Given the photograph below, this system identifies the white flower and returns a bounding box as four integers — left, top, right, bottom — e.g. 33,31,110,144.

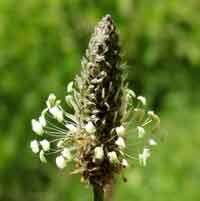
56,155,66,169
148,111,160,125
30,140,39,154
39,115,46,127
115,137,126,149
94,146,104,160
39,150,47,163
137,96,146,106
49,105,60,117
31,119,44,135
46,93,56,108
139,148,150,166
107,151,119,163
55,110,64,122
85,121,96,134
40,139,50,152
137,126,145,138
121,159,129,167
57,140,64,148
149,139,157,146
61,148,72,160
67,81,74,93
65,124,77,132
49,106,64,122
116,126,125,136
65,95,73,107
147,110,155,116
127,89,136,98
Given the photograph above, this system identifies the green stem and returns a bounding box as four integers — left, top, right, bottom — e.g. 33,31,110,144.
93,185,104,201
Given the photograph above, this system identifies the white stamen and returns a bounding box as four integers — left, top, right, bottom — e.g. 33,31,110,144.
127,89,136,98
65,124,77,132
30,140,39,154
61,148,72,160
39,150,47,163
116,126,125,136
67,81,74,93
49,106,64,122
149,139,157,146
65,95,73,107
121,159,129,167
56,155,66,169
115,137,126,149
56,110,64,122
57,140,64,148
39,115,46,127
46,93,56,108
94,146,104,160
137,126,145,138
148,111,160,125
139,148,150,166
31,119,44,135
137,96,146,106
108,151,119,163
40,139,50,152
147,110,155,116
85,121,96,134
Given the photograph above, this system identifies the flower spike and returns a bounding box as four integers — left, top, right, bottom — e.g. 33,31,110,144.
29,14,160,199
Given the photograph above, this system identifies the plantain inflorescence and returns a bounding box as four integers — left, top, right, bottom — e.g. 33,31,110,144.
30,14,160,194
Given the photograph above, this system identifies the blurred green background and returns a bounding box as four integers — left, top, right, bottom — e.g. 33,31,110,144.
0,0,200,201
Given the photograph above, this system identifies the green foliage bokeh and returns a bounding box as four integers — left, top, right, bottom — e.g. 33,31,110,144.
0,0,200,201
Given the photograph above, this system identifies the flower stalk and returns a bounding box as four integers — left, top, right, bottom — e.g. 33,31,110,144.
93,184,104,201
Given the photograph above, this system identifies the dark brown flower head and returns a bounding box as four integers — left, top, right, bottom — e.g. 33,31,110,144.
87,14,120,66
77,14,123,138
73,14,125,187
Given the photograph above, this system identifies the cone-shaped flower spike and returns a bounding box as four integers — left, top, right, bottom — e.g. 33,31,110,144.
30,14,160,201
